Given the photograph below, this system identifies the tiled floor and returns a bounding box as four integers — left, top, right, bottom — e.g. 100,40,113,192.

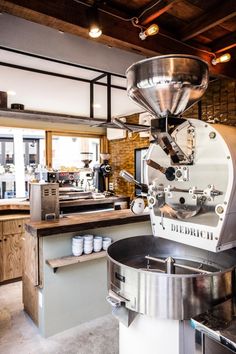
0,281,119,354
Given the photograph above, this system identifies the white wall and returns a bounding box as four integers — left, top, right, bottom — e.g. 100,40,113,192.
40,221,152,337
0,13,145,75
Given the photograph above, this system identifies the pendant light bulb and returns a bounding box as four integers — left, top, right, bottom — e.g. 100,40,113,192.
139,23,159,40
145,23,159,36
212,53,231,65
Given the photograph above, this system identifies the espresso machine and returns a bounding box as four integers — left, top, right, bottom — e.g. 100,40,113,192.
58,169,93,199
93,153,112,193
107,55,236,354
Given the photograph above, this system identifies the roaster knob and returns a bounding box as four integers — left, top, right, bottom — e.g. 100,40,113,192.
165,167,176,181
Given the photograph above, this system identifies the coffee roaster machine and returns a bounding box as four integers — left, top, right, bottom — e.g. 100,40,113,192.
107,55,236,354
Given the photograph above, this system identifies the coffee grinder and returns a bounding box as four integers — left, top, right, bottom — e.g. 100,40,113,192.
93,153,112,193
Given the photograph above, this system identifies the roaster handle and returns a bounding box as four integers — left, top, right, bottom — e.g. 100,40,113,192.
106,296,122,308
119,170,148,194
106,290,129,308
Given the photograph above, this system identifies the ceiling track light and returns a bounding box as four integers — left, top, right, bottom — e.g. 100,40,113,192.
88,6,102,38
131,17,159,41
212,53,231,65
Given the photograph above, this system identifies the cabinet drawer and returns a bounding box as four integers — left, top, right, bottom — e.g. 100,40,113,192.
3,219,24,235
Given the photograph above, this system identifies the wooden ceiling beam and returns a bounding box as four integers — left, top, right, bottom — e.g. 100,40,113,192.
0,0,235,79
140,0,181,25
180,0,236,41
95,1,135,21
211,31,236,53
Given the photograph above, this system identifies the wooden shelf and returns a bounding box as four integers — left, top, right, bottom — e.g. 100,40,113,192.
46,251,107,273
0,109,149,131
0,108,105,126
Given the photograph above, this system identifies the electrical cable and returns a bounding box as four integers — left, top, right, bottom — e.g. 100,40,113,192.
72,0,162,22
72,0,216,59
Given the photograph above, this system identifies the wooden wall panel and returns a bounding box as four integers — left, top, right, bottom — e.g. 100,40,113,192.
22,230,39,325
2,234,22,280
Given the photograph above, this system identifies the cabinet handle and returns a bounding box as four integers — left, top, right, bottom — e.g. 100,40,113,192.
4,238,7,241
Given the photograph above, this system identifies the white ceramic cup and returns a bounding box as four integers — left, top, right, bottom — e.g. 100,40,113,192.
83,235,94,241
83,235,94,254
72,249,83,256
72,245,83,256
84,239,93,243
102,237,112,251
84,247,93,254
93,236,103,252
72,236,84,243
72,236,83,256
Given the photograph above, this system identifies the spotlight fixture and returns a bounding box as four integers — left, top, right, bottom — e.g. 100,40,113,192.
212,53,231,65
88,6,102,38
131,18,159,41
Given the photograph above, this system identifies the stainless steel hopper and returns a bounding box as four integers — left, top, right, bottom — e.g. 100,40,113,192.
126,54,209,118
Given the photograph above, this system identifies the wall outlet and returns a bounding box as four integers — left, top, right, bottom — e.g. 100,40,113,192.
128,132,132,138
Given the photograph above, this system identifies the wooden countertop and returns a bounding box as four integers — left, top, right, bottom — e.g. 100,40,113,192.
0,199,29,211
0,196,129,211
25,209,150,237
0,213,30,221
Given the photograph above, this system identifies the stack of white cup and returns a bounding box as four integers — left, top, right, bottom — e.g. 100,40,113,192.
83,235,94,254
93,236,103,252
72,236,83,256
102,237,112,250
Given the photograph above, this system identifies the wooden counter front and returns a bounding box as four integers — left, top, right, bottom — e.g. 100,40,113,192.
25,209,150,237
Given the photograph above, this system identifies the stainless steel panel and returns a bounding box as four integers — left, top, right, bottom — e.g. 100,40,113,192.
30,183,59,221
126,54,208,118
107,236,236,320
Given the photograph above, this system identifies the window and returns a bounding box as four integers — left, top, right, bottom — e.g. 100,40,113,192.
0,127,45,198
52,135,100,170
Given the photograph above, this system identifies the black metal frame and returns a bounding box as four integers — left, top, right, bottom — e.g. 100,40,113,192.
134,147,149,196
0,46,127,122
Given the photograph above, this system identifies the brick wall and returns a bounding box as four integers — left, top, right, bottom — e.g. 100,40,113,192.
109,79,236,197
108,114,149,197
184,79,236,123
